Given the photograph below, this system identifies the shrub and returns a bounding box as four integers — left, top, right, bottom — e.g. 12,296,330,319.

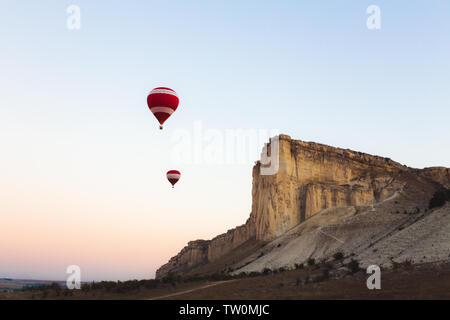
392,259,413,270
403,259,413,268
262,268,272,275
248,272,261,277
347,259,360,274
307,258,315,266
333,252,344,261
429,188,450,209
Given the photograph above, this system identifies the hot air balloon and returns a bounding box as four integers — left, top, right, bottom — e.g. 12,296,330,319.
147,87,179,129
166,170,181,188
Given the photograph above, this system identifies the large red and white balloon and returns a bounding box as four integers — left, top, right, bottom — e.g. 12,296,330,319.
147,87,179,129
166,170,181,188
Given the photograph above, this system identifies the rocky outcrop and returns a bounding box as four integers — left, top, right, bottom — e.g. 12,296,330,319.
249,135,407,241
155,135,449,278
207,217,256,262
155,220,256,279
419,167,450,188
155,240,209,277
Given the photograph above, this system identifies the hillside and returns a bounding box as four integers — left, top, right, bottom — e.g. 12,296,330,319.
156,135,450,278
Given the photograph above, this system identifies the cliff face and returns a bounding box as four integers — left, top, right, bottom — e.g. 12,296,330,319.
156,220,256,278
155,240,209,277
155,135,448,278
249,135,407,241
419,167,450,188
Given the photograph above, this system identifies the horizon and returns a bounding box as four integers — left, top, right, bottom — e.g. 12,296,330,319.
1,1,449,282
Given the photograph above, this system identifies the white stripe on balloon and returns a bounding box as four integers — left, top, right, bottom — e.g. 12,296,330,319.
150,106,175,114
150,89,178,97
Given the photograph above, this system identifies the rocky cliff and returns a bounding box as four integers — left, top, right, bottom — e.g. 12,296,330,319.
155,135,449,278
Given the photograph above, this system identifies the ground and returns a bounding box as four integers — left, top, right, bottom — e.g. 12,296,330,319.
162,262,450,300
1,261,450,300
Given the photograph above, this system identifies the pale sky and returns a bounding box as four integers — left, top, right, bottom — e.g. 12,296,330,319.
0,1,449,281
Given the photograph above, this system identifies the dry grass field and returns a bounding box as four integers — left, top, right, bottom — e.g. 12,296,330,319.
164,262,450,300
1,261,449,300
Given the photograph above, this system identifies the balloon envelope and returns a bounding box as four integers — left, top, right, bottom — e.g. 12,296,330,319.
147,87,179,129
166,170,181,187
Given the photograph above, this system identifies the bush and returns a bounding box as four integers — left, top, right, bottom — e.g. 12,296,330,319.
392,259,413,270
248,272,261,277
347,259,360,274
262,268,272,275
294,263,304,270
307,258,315,266
403,259,412,268
333,252,344,261
429,188,450,209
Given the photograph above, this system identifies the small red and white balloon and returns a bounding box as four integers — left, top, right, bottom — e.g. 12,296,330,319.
147,87,179,129
166,170,181,188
